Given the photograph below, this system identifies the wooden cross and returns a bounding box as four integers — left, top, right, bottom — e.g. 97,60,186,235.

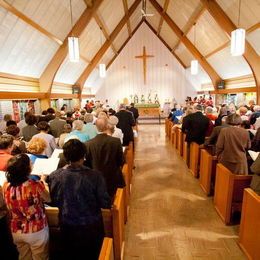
135,46,154,85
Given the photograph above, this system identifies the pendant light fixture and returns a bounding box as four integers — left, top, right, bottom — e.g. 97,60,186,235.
231,0,245,56
68,0,79,62
99,27,106,78
191,23,198,75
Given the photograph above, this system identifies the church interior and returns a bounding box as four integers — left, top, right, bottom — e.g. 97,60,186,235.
0,0,259,259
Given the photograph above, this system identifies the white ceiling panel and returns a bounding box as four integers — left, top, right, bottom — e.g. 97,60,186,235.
97,0,125,34
5,0,86,41
145,1,161,30
174,43,194,67
113,25,129,51
160,22,179,49
167,0,202,31
0,8,59,77
129,2,142,31
54,55,87,84
186,10,229,56
185,67,212,91
80,18,106,61
207,46,252,79
246,28,260,55
216,0,260,30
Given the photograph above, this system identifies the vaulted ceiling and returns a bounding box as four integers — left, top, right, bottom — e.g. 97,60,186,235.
0,0,259,95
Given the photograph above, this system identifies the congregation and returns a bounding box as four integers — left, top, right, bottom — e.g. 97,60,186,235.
0,102,137,260
0,96,259,259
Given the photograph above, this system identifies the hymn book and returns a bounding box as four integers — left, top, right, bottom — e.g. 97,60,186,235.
31,158,60,176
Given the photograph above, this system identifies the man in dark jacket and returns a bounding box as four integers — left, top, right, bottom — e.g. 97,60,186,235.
84,117,125,197
115,104,135,146
182,104,209,145
128,103,139,123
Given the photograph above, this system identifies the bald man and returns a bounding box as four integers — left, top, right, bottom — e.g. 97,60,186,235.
84,118,125,197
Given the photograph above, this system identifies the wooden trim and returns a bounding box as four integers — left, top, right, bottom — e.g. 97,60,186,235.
209,87,256,95
200,0,260,104
81,94,96,98
0,0,63,45
150,0,221,89
224,74,254,84
39,0,104,94
122,0,132,36
94,14,118,54
50,93,79,99
145,20,186,68
157,0,170,35
52,82,72,87
204,41,229,59
107,20,143,69
172,5,205,52
247,22,260,34
75,0,142,89
0,72,38,83
0,92,46,99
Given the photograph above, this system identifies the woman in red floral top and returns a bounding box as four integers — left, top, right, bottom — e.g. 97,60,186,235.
3,154,50,260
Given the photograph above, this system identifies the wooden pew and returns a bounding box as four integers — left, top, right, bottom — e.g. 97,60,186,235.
214,164,252,225
170,126,177,147
176,128,183,156
182,133,189,166
199,149,218,196
238,188,260,260
165,118,169,136
167,120,174,139
122,163,130,223
125,141,134,183
189,142,200,178
46,188,125,260
102,188,125,260
99,238,114,260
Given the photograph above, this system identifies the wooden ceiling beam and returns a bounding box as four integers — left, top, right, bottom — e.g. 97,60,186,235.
150,0,221,89
122,0,132,36
75,0,142,89
94,14,118,55
157,0,170,36
83,0,94,7
107,20,143,69
145,20,186,68
0,0,63,45
200,0,260,103
39,0,104,94
172,5,205,52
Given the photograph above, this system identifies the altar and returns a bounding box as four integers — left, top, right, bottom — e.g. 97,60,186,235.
135,103,160,117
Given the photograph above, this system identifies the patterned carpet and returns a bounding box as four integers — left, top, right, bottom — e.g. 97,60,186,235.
124,124,245,260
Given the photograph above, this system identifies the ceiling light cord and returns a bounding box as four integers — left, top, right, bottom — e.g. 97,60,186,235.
69,0,73,35
238,0,241,27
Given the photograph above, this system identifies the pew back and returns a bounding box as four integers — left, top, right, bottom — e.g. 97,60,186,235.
122,163,130,223
214,164,252,224
99,237,114,260
199,149,217,196
189,142,200,178
182,134,189,166
176,128,183,156
238,188,260,260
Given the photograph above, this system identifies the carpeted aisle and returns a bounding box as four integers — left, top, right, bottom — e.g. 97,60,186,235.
124,124,245,260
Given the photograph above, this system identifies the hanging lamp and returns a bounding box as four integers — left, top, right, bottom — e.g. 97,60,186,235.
99,27,106,78
231,0,245,56
68,0,79,62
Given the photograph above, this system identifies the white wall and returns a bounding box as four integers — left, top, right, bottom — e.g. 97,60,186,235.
94,23,196,108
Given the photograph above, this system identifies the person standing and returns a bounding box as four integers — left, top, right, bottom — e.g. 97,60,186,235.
115,104,135,146
85,117,125,197
47,139,111,259
3,154,50,260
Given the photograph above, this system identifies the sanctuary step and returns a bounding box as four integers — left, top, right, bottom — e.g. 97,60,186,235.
137,115,166,125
